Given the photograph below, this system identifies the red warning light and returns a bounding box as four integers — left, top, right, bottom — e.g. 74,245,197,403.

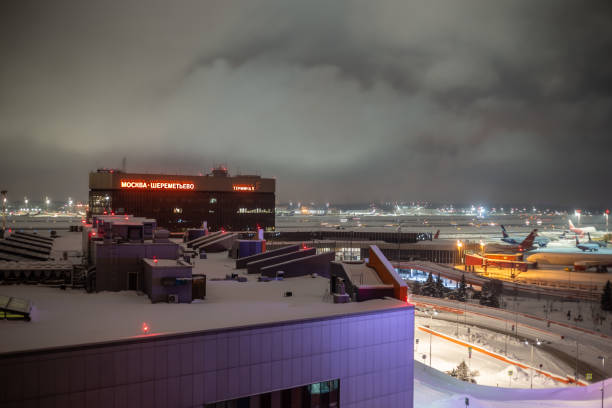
221,227,226,233
142,322,150,334
153,256,158,264
111,212,115,216
103,211,107,215
607,209,610,215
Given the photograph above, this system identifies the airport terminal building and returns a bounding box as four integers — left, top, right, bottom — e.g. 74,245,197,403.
88,168,275,231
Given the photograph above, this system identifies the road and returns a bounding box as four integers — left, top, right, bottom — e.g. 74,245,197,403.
401,261,601,300
412,295,612,382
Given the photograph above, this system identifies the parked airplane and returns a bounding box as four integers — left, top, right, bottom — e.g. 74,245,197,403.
568,220,597,237
500,225,549,247
576,236,599,252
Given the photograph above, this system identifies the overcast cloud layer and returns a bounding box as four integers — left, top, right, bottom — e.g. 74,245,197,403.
1,0,612,207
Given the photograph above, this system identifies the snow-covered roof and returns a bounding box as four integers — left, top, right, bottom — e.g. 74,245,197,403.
0,251,411,355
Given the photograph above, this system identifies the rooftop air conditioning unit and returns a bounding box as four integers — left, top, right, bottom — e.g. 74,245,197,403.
168,294,179,303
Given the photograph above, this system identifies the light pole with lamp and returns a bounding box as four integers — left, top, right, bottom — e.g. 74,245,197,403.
525,339,542,389
574,333,583,386
457,240,463,267
605,210,609,233
598,356,606,408
1,190,6,239
428,309,438,367
397,222,401,271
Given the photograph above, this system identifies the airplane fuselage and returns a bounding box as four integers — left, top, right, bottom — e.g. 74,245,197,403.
525,247,612,266
502,236,548,247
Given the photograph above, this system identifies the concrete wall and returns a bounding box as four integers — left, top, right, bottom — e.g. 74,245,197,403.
260,252,336,278
367,245,408,301
236,244,300,269
0,307,414,408
142,261,192,303
246,248,316,274
329,262,394,302
95,242,179,292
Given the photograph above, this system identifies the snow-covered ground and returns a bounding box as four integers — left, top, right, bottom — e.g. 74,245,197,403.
415,315,575,388
414,360,612,408
499,294,612,336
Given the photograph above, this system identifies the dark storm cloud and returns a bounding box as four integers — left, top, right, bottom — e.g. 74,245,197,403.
1,0,612,206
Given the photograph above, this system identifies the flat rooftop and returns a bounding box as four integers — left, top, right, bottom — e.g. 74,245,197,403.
1,245,410,355
143,258,189,268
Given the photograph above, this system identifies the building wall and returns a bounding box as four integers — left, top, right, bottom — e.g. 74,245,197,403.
95,242,179,292
142,262,193,303
0,308,414,408
89,172,276,232
260,252,336,278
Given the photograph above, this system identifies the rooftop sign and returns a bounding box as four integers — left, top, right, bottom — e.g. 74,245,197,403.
233,184,256,192
120,180,195,190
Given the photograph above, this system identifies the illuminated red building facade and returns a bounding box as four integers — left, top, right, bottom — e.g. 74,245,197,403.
88,168,275,231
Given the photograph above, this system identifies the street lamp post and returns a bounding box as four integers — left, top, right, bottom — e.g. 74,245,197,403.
464,292,468,333
598,356,606,408
575,334,582,386
397,223,401,270
429,309,437,367
1,190,7,238
455,310,459,337
525,339,541,389
505,318,508,356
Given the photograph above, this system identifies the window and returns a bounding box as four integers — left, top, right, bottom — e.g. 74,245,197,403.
205,379,339,408
173,207,182,214
210,198,217,204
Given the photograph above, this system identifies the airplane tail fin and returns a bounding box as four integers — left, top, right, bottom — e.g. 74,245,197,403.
519,229,537,250
500,225,509,238
434,230,440,239
569,220,575,229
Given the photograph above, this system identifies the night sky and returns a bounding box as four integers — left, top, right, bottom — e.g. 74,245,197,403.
1,1,612,207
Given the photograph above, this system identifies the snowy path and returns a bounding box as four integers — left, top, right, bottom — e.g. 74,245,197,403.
414,361,612,408
416,325,584,387
413,295,612,382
